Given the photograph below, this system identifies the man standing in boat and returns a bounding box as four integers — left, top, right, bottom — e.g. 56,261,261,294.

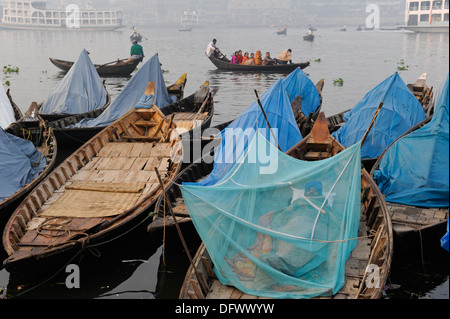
130,40,144,61
206,39,221,58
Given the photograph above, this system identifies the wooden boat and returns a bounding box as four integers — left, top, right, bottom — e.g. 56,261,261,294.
303,34,315,41
49,57,143,77
179,25,192,31
46,74,188,147
2,88,188,278
207,55,310,73
130,33,143,43
5,89,24,123
38,83,112,124
179,113,393,299
1,102,57,216
292,78,325,137
327,74,434,134
277,27,287,35
370,116,448,252
407,73,434,117
147,120,232,233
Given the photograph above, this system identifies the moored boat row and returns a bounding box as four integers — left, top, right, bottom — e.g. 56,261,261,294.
0,51,447,300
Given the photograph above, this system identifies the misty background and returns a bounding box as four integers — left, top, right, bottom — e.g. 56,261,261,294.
0,0,406,27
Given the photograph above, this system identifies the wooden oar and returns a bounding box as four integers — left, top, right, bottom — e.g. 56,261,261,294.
96,58,128,69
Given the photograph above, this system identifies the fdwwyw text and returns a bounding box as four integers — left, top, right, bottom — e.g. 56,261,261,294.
175,303,275,316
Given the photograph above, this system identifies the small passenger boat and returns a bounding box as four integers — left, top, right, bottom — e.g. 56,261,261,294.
303,34,315,41
207,55,309,73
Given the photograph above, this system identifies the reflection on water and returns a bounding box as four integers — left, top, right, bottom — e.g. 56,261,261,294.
0,26,448,300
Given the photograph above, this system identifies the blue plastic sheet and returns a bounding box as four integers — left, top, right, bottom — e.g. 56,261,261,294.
74,54,172,128
0,127,47,202
0,85,16,129
442,220,449,252
181,132,362,299
40,49,107,115
190,78,302,186
373,74,449,208
283,68,321,117
332,73,426,159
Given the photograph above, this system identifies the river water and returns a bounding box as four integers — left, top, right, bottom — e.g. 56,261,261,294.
0,25,448,300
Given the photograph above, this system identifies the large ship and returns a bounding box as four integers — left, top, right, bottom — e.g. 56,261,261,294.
0,0,123,31
180,10,199,26
402,0,449,32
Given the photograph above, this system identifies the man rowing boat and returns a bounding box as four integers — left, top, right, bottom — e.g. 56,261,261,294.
206,39,221,58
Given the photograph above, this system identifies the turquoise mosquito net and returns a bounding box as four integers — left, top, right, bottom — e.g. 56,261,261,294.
180,131,362,299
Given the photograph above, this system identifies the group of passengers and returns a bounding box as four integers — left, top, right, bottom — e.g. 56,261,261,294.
230,49,293,66
206,39,293,66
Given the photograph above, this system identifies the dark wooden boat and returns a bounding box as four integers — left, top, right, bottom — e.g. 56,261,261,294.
130,33,143,43
147,159,214,233
5,89,24,123
292,78,325,137
179,113,393,300
46,74,188,147
178,25,192,31
159,81,215,135
147,120,232,233
1,102,57,216
38,83,112,124
370,116,448,253
407,73,434,117
49,57,143,77
277,27,287,35
2,100,187,278
303,34,315,41
207,55,310,73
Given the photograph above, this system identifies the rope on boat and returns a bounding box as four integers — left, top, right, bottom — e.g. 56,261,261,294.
10,211,155,298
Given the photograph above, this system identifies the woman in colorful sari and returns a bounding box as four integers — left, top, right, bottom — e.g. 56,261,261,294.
230,51,239,64
242,52,254,65
242,52,250,62
254,50,262,65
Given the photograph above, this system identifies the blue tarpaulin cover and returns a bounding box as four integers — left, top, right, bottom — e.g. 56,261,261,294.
0,127,47,202
283,68,321,117
190,78,302,186
180,132,362,299
74,54,172,128
332,73,427,159
0,85,16,129
442,220,449,252
40,49,107,115
373,74,449,208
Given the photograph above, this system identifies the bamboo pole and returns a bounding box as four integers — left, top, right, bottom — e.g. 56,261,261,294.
154,167,209,295
361,102,383,147
254,89,282,151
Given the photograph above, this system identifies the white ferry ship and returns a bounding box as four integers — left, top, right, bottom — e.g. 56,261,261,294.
180,10,199,26
403,0,449,32
0,0,123,31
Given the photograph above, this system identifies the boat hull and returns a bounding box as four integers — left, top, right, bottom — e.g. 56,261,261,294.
2,106,183,279
49,58,141,77
208,56,309,73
